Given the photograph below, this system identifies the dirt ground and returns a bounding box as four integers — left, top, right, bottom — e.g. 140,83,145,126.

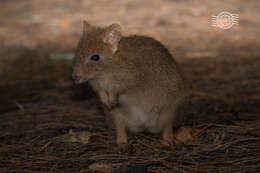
0,0,260,173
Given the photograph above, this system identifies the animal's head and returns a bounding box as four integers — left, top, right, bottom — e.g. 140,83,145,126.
72,21,122,84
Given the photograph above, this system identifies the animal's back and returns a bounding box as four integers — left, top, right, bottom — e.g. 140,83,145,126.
116,35,187,93
117,35,177,64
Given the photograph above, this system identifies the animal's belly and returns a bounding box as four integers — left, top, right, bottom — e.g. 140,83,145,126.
122,103,160,133
128,106,149,128
119,93,162,133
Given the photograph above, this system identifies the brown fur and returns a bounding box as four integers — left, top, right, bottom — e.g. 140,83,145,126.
72,21,189,147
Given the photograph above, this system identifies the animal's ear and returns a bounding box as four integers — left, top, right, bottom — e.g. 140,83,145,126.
103,24,122,53
83,20,91,34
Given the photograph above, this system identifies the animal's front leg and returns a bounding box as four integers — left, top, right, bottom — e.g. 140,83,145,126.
107,92,118,108
98,90,109,105
98,91,118,109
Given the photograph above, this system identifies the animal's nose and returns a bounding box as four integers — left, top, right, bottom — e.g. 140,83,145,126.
71,73,77,80
71,73,81,84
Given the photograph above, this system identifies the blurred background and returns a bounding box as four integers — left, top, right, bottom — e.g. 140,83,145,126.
1,0,260,106
0,1,260,172
1,0,259,56
0,0,260,100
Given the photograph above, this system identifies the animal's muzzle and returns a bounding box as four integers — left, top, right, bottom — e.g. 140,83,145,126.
71,71,83,84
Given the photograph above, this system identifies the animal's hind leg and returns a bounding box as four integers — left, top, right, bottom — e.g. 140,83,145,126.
158,106,177,145
162,122,174,144
111,108,128,148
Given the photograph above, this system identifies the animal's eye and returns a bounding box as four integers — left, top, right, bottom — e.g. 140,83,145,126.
90,54,100,61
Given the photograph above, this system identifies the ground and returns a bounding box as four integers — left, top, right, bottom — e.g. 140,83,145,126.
0,0,260,173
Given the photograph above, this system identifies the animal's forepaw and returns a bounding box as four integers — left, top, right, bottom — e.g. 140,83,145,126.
105,99,118,109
